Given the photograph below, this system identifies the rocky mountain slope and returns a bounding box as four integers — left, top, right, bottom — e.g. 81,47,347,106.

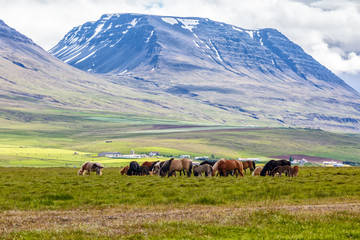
49,14,360,130
1,19,245,124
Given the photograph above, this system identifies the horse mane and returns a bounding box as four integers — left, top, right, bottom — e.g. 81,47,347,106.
212,159,224,175
149,161,159,171
160,158,174,173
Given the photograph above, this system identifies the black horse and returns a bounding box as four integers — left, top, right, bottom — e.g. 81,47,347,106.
200,161,217,166
260,159,291,176
127,161,140,175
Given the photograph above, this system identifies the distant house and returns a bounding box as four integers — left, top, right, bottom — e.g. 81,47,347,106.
98,152,122,158
121,154,147,159
179,155,191,159
149,151,160,157
106,141,112,143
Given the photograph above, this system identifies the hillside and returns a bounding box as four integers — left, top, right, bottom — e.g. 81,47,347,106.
49,13,360,131
0,19,251,125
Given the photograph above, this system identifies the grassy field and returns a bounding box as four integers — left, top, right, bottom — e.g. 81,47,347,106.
1,125,360,167
1,108,360,167
1,167,360,239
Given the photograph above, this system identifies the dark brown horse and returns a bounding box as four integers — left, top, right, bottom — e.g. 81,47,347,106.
260,159,291,176
271,165,292,177
212,159,244,177
241,160,256,174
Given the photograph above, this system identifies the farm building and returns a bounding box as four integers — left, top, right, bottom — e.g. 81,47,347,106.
98,152,122,158
149,151,160,157
179,155,191,159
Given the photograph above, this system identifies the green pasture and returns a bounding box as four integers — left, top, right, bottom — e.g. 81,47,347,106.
1,167,359,211
1,107,360,167
1,167,360,239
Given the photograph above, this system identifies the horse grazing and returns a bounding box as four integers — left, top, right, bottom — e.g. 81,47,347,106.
160,158,193,177
78,162,104,175
141,161,159,171
291,166,299,177
212,159,244,177
138,166,150,175
193,164,213,177
260,159,291,176
127,161,140,176
271,165,292,177
120,166,129,175
241,161,256,174
252,166,263,176
153,161,165,175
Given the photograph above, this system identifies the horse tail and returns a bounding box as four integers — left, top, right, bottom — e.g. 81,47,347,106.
253,161,256,170
187,160,193,177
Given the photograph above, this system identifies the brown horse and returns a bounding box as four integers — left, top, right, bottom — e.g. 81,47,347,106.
212,159,244,177
252,166,263,176
141,161,159,171
271,165,292,177
291,166,299,177
120,166,129,175
241,160,256,174
78,162,104,175
160,158,193,177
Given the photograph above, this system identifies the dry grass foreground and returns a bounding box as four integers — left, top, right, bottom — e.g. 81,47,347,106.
2,203,360,239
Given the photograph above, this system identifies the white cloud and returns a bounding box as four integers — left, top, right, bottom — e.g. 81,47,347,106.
0,0,359,87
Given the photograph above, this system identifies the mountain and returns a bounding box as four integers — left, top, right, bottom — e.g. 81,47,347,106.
1,19,253,125
49,13,360,131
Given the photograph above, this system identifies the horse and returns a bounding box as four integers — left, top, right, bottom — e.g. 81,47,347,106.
271,165,292,177
193,164,213,177
127,161,140,176
252,166,263,176
138,166,150,175
260,159,291,176
78,162,104,175
241,161,256,174
141,161,159,171
212,159,244,177
200,161,217,166
120,166,129,175
160,158,193,177
291,166,299,177
153,161,165,175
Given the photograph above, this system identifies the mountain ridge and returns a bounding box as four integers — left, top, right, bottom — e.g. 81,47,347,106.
50,13,356,95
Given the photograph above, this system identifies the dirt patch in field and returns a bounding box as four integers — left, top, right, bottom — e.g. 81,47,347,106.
1,203,360,236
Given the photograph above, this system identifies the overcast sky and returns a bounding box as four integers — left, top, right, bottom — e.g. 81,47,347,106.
0,0,359,91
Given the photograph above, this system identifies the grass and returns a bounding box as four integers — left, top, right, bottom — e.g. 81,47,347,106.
2,108,360,168
1,167,360,239
1,167,360,211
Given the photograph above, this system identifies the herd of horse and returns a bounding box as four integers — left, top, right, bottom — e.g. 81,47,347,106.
78,158,299,177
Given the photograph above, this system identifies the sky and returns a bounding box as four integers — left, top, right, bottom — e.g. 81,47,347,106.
0,0,359,91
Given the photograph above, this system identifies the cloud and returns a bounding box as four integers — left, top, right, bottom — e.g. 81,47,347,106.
0,0,359,85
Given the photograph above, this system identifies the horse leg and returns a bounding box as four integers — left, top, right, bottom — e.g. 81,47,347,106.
221,169,227,177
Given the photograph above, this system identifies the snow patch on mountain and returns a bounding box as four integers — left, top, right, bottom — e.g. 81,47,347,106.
177,18,199,32
162,17,178,25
